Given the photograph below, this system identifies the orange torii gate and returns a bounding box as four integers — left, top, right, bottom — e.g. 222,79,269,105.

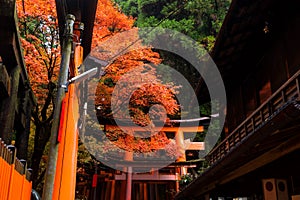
42,13,207,200
51,34,83,200
99,124,205,200
43,14,87,200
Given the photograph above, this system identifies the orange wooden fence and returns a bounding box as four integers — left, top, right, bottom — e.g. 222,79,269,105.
0,138,32,200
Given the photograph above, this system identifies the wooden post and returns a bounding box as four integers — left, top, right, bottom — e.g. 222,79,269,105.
126,166,132,200
124,129,133,200
175,130,186,162
105,181,111,199
52,23,83,199
155,184,159,199
120,179,127,200
42,14,75,200
143,183,148,200
175,172,180,192
0,65,20,144
110,180,115,200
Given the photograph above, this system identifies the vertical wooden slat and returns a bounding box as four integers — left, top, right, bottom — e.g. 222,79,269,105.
3,159,11,200
143,182,148,200
110,180,115,200
105,181,111,199
22,178,32,200
0,140,32,200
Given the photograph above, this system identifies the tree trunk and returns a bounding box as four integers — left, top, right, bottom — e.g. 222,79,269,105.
16,90,33,159
31,121,52,190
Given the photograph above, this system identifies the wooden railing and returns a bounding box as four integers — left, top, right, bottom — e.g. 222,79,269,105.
206,69,300,165
0,138,32,200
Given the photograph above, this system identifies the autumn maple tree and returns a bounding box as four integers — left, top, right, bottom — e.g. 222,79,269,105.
91,28,181,154
16,0,182,192
16,0,60,190
93,46,180,153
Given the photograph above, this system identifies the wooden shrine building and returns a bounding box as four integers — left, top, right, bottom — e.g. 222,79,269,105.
175,0,300,199
0,0,35,159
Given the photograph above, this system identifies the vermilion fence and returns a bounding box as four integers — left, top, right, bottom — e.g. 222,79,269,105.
0,138,32,200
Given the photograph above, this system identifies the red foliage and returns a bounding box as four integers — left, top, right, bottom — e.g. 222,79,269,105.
17,0,57,19
91,7,180,154
105,126,170,153
16,0,60,107
16,0,180,157
92,0,134,48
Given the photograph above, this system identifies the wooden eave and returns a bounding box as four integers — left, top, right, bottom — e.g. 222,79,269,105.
211,0,272,70
55,0,98,58
197,0,275,102
206,0,300,93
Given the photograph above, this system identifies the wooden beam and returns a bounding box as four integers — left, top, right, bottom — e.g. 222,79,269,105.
189,134,300,197
175,129,300,199
105,125,204,133
115,162,197,168
219,133,300,185
115,173,180,181
185,142,205,150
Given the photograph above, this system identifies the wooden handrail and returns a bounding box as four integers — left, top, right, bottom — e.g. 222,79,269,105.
206,68,300,165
